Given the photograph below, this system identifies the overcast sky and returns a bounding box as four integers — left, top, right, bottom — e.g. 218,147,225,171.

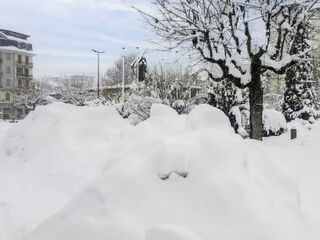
1,0,167,78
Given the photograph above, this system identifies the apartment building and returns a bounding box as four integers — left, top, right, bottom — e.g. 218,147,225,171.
0,29,34,119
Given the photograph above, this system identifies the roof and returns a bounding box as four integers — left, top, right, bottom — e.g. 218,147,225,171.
0,29,30,40
0,46,35,55
0,29,33,52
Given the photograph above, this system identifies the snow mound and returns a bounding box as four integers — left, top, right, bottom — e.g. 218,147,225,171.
1,103,320,240
0,103,131,238
263,109,287,136
23,103,311,240
186,104,233,133
145,225,203,240
150,103,179,119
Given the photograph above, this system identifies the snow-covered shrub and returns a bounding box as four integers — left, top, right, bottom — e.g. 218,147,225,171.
119,93,162,125
171,97,206,115
229,107,287,138
207,79,249,136
263,109,287,137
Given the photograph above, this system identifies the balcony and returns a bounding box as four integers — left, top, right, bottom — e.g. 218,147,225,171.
16,60,33,68
17,73,33,79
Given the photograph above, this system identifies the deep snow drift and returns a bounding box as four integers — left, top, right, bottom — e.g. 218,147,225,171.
0,103,320,240
0,103,131,239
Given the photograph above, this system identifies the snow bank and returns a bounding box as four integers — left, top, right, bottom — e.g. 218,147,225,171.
0,103,131,238
1,103,320,240
21,104,320,240
150,103,179,119
145,225,203,240
186,104,233,133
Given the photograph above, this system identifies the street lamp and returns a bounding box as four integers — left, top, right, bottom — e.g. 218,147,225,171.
91,49,105,98
136,46,139,83
122,47,126,102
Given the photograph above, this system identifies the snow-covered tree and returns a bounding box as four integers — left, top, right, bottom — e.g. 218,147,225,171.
103,53,137,86
55,77,97,106
14,81,50,112
146,65,198,101
283,21,320,122
136,0,317,140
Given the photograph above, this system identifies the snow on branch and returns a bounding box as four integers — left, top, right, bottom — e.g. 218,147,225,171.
136,0,317,86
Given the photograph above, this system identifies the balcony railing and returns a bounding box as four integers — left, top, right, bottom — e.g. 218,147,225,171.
16,61,33,68
17,74,33,79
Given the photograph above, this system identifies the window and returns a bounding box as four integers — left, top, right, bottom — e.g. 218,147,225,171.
5,92,10,101
6,79,10,87
25,68,29,76
6,67,10,74
18,79,22,87
6,53,11,60
17,67,23,76
25,56,29,64
18,55,22,64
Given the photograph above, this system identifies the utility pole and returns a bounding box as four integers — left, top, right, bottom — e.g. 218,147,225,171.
91,49,104,98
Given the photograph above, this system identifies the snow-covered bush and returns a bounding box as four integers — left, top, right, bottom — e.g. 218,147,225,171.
229,107,287,138
120,94,162,125
207,79,250,136
263,109,287,137
171,95,207,115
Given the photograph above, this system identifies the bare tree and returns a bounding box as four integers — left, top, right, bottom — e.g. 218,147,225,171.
136,0,317,140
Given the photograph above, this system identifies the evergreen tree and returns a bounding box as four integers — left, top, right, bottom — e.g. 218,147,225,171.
283,22,319,122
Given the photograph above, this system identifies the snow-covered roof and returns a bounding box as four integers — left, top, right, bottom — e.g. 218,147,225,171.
0,46,36,55
0,29,33,52
0,29,30,40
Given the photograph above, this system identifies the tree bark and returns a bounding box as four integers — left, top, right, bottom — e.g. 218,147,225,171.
249,62,263,141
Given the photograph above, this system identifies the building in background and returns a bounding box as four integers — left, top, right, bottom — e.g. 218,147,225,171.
0,29,35,120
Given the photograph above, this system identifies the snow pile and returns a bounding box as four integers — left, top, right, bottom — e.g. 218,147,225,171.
145,225,203,240
186,104,232,133
19,104,320,240
263,109,287,136
1,103,320,240
0,103,131,239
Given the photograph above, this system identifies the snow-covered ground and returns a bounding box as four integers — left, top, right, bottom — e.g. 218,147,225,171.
0,103,319,240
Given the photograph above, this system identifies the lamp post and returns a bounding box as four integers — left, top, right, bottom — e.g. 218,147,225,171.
122,47,126,102
91,49,104,98
136,46,139,83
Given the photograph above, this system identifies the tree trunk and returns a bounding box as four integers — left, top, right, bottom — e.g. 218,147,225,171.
249,64,263,141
